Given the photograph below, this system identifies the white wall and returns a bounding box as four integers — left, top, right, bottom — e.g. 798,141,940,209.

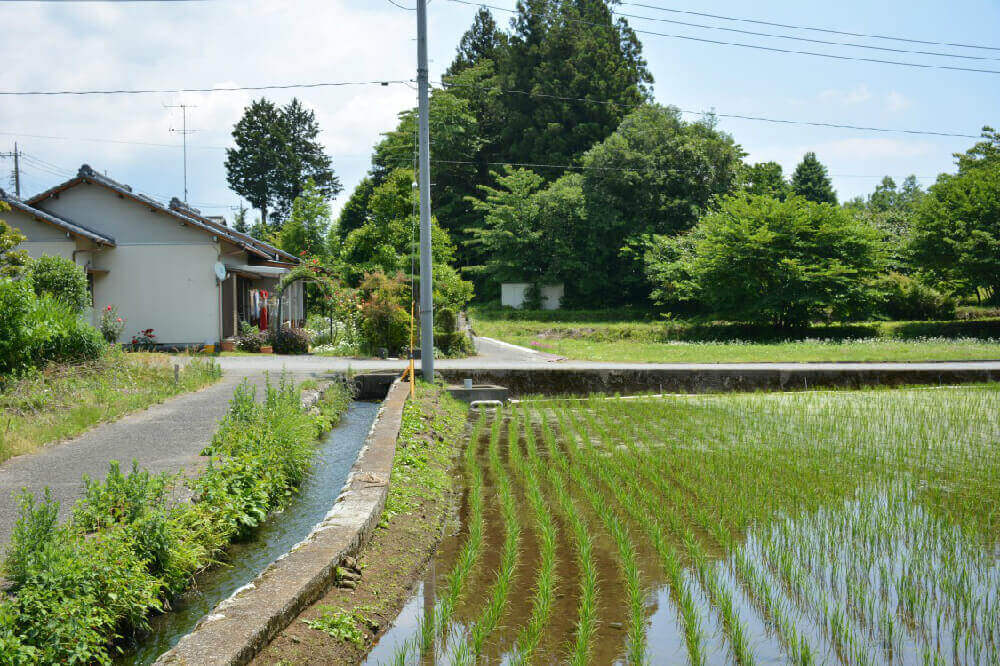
500,282,564,310
92,243,221,345
38,185,209,245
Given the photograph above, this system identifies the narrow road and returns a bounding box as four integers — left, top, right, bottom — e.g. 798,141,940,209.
0,373,284,550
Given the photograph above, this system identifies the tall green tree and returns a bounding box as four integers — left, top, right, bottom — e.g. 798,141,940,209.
446,7,506,76
844,175,924,271
791,152,837,204
331,176,374,248
500,0,653,170
570,104,745,304
275,179,331,260
231,204,249,233
225,97,340,230
466,166,548,286
908,128,1000,301
742,161,790,199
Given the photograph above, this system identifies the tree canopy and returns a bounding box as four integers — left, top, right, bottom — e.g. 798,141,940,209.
225,97,340,231
908,128,1000,301
647,194,884,326
791,152,837,205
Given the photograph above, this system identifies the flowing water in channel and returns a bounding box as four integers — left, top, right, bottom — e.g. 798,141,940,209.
115,400,381,665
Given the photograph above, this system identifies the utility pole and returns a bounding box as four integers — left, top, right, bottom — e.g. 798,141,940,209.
1,143,20,197
12,143,19,198
416,0,435,380
165,103,197,203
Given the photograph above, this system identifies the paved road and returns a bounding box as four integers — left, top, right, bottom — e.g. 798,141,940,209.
0,372,314,550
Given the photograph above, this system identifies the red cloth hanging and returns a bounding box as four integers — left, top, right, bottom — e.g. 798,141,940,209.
259,304,269,331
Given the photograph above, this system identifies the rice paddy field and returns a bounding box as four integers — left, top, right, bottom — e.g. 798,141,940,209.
375,384,1000,665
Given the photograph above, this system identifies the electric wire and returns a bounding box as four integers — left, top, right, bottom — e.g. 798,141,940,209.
620,1,1000,52
614,4,1000,61
443,0,1000,75
0,79,412,97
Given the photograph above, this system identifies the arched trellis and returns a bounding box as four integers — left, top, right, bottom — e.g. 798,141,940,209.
274,262,342,337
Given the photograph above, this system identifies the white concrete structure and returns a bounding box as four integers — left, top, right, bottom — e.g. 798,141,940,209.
2,165,303,346
500,282,564,310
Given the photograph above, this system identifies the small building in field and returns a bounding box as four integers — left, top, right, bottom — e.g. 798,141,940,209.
2,164,304,346
500,282,564,310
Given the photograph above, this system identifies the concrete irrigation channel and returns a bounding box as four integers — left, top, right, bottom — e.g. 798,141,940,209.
143,360,999,664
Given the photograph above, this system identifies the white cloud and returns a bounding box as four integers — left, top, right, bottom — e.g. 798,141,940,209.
885,91,911,113
818,85,873,106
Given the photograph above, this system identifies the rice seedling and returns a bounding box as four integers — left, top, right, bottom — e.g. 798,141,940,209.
534,412,599,666
456,407,522,663
379,384,1000,665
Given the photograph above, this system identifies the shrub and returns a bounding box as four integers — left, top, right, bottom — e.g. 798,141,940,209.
272,326,310,354
32,296,106,365
99,305,125,343
876,273,957,321
648,194,885,326
236,320,268,352
29,256,90,314
358,271,409,356
129,328,157,351
0,279,39,374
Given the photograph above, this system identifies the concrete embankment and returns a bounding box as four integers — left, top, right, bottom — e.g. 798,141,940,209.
438,363,998,396
155,379,408,666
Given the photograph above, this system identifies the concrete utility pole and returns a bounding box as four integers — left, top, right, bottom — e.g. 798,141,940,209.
12,143,19,198
416,0,435,380
165,103,197,203
1,143,20,197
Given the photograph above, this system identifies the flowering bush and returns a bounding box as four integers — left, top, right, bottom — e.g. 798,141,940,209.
129,328,157,351
100,305,126,343
235,321,269,352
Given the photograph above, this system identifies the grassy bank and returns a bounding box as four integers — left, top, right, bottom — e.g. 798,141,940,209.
394,386,1000,663
0,376,354,663
0,349,221,463
470,311,1000,362
253,381,468,664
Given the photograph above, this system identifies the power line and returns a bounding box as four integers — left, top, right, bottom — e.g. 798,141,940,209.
621,1,1000,53
0,79,411,97
436,80,982,139
444,0,1000,75
614,6,1000,62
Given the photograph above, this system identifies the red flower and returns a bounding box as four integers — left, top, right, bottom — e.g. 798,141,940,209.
106,305,112,311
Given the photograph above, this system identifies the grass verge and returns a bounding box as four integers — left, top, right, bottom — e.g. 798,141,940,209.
471,314,1000,362
0,375,353,664
252,381,468,666
0,348,221,462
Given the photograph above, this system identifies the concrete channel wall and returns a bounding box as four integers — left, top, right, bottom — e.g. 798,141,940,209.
439,364,998,396
156,379,408,665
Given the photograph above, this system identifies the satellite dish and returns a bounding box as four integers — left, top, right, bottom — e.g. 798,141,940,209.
214,262,227,281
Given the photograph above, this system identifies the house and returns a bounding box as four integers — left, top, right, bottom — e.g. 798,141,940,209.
1,164,304,346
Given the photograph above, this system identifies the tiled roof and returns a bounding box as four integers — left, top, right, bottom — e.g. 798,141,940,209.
28,165,298,264
0,186,116,246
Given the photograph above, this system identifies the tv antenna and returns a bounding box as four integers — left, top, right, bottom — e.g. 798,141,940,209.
164,103,197,203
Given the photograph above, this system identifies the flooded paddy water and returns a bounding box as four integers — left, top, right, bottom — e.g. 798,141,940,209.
367,385,1000,665
116,401,381,665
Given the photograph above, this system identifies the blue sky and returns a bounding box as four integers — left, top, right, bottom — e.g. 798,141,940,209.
0,0,996,221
